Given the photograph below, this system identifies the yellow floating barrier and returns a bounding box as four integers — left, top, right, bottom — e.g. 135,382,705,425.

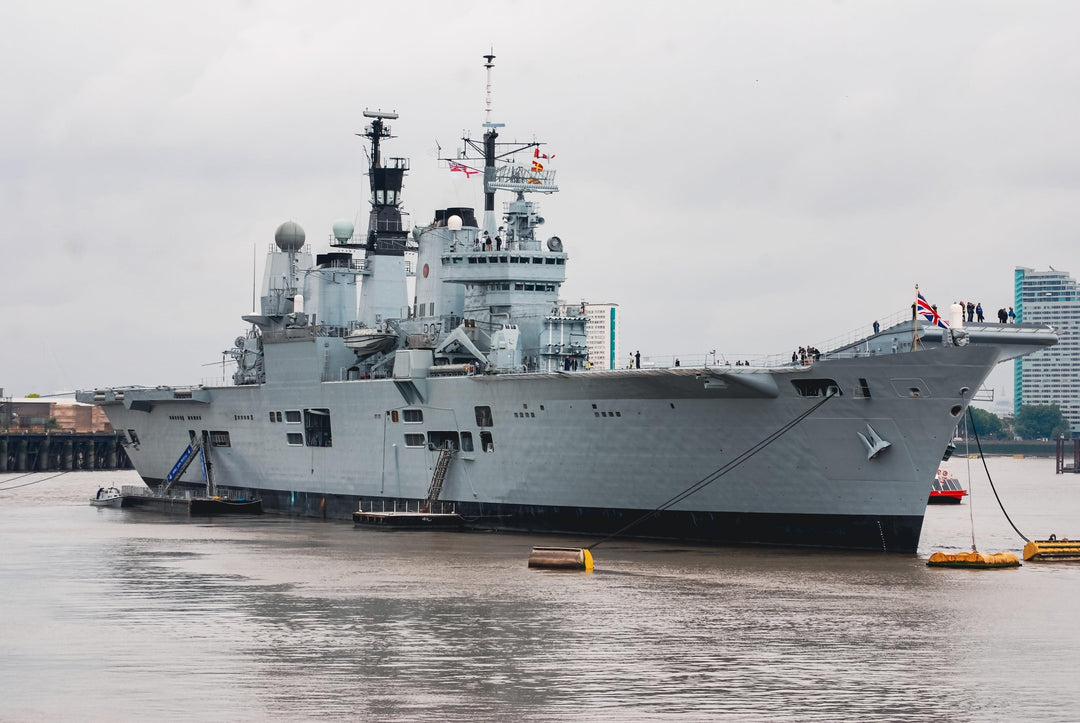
528,546,594,572
927,550,1021,569
1023,536,1080,562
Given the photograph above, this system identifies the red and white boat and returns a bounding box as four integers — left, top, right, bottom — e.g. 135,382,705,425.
928,469,967,504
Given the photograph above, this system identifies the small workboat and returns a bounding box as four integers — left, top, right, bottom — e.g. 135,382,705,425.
928,469,967,504
89,486,125,508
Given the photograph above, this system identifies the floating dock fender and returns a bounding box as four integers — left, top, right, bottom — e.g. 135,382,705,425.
1023,537,1080,562
528,546,594,572
926,550,1021,569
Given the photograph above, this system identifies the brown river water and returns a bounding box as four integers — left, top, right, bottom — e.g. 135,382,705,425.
1,457,1078,721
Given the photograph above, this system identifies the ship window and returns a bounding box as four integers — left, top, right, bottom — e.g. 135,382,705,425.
268,412,276,422
376,190,385,204
428,431,459,450
127,429,140,445
475,406,493,427
557,258,564,265
514,283,524,291
304,408,332,447
209,431,231,447
790,379,842,398
545,258,556,264
403,409,423,423
480,430,494,452
276,411,283,422
404,434,425,447
286,433,303,446
533,257,543,264
461,432,474,452
285,410,301,423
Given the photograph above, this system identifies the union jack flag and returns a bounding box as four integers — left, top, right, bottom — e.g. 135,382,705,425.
916,292,950,328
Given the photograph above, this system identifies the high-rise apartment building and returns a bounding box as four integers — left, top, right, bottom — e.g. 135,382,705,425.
1014,266,1080,436
584,303,621,370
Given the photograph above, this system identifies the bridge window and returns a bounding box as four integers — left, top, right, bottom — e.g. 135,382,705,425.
286,433,303,446
403,409,423,423
461,432,474,452
209,431,231,447
285,410,301,423
480,430,495,452
475,406,493,427
304,408,332,447
404,434,425,447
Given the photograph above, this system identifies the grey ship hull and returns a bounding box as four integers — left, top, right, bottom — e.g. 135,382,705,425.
86,343,1003,553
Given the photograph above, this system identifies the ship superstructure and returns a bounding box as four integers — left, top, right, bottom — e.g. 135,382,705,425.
79,56,1058,552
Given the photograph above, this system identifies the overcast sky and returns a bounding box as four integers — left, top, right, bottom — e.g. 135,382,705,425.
3,1,1078,404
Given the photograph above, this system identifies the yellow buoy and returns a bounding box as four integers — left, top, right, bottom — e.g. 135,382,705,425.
926,550,1021,569
528,546,594,572
1023,536,1080,562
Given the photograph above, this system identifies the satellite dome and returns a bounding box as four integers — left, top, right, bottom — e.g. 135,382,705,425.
447,215,463,231
332,219,355,243
275,221,306,251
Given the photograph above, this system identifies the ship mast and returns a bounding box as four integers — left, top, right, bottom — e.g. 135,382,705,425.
481,52,504,236
357,110,409,257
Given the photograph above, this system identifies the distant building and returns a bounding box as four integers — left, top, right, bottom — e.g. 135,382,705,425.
2,397,113,433
1014,266,1080,436
584,303,621,370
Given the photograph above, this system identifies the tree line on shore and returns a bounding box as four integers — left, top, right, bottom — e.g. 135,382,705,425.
966,404,1071,441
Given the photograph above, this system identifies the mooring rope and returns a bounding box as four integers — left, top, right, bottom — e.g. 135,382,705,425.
0,470,70,493
964,424,977,551
588,390,838,550
967,407,1029,543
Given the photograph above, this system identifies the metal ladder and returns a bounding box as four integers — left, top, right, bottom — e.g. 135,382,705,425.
424,447,453,510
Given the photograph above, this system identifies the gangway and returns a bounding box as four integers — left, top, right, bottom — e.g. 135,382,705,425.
425,447,453,511
162,439,204,496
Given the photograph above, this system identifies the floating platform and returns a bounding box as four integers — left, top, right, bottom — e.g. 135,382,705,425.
352,510,464,529
927,550,1021,569
1023,537,1080,562
124,493,262,516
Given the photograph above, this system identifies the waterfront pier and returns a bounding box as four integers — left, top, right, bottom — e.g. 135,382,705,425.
1056,438,1080,474
0,431,131,472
